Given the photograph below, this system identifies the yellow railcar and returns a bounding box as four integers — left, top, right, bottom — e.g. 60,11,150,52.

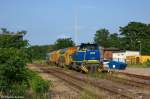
64,47,77,65
56,47,77,67
53,50,61,64
57,49,66,67
49,51,56,63
49,50,61,64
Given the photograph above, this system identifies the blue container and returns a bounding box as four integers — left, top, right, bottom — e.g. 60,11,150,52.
108,61,127,70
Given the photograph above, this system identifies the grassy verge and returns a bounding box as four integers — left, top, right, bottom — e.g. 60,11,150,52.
86,71,109,78
0,70,53,99
24,70,53,98
128,62,150,68
33,60,47,65
77,84,113,99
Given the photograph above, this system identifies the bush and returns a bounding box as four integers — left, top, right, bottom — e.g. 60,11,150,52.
0,48,30,95
0,29,52,97
31,76,49,94
144,60,150,67
0,48,29,82
28,70,52,94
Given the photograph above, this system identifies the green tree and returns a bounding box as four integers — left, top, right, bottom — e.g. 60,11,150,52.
120,22,150,54
94,28,110,47
54,38,75,50
29,45,53,60
108,33,121,48
0,28,28,48
0,28,30,95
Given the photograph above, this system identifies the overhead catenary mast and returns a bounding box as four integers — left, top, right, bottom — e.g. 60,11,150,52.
74,9,78,45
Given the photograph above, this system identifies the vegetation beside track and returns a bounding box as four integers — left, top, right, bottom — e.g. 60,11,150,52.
33,60,48,65
26,70,53,98
0,29,52,98
128,61,150,68
77,85,102,99
86,72,109,78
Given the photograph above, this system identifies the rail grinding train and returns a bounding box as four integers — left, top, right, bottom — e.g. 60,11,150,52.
46,43,127,73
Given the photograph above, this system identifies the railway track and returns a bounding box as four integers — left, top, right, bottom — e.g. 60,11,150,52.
31,64,150,99
116,71,150,81
34,66,103,98
109,71,150,89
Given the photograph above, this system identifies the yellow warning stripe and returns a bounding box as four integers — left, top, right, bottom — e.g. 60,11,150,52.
80,65,88,73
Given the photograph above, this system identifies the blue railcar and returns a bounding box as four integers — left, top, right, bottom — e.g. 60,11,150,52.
71,43,102,72
108,61,127,70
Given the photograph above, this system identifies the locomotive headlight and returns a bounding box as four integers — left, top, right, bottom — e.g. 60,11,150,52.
113,65,116,68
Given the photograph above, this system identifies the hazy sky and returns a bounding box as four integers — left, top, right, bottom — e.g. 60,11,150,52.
0,0,150,45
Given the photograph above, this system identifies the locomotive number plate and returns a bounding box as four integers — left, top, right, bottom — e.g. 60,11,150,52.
90,52,95,54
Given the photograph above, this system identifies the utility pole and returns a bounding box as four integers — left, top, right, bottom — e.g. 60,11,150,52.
74,7,79,45
138,40,142,56
75,14,78,45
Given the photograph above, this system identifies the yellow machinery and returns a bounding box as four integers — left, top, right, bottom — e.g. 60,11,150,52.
54,50,61,65
57,49,66,67
50,50,61,65
48,47,77,67
140,56,150,63
64,47,77,65
49,51,56,63
126,56,150,64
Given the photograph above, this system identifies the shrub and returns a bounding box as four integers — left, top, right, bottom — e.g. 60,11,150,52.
144,60,150,67
28,70,52,94
0,48,30,95
31,77,49,94
0,29,52,97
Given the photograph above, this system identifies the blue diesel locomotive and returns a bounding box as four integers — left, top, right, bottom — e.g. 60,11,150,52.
71,43,103,72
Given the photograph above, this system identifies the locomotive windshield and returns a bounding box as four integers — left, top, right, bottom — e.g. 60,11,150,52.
79,44,98,50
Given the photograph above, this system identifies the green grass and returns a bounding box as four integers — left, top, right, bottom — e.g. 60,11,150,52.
128,62,150,68
21,70,53,98
33,60,47,65
86,71,109,78
28,70,53,94
77,91,97,99
0,70,53,98
77,84,101,99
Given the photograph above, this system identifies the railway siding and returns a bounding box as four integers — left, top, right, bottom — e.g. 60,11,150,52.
31,63,150,99
119,68,150,77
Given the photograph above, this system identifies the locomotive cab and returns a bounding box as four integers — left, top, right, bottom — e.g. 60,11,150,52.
71,43,102,72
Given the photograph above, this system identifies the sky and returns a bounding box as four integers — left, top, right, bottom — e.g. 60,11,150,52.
0,0,150,45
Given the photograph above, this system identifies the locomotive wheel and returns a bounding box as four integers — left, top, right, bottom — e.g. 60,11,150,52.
97,65,104,72
68,64,73,69
80,63,88,73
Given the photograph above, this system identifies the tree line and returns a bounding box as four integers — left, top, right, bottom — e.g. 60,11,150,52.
94,22,150,55
1,21,149,61
29,21,150,60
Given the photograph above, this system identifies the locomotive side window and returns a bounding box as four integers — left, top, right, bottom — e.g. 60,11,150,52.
79,44,98,50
